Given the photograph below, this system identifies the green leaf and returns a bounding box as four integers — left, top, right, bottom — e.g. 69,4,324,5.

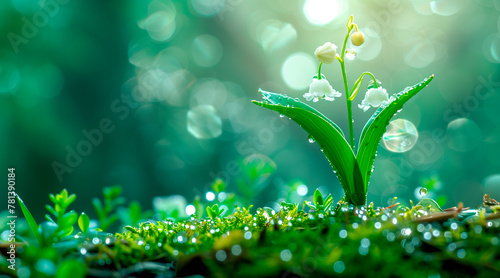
129,201,141,223
46,205,57,216
49,194,57,204
61,210,78,227
357,75,434,190
212,204,220,215
66,194,76,207
313,189,324,207
92,198,103,217
206,206,215,219
78,212,90,235
123,226,138,233
252,90,364,205
60,225,74,237
56,259,87,278
45,214,56,223
60,189,68,200
16,194,42,247
104,186,122,200
212,178,226,193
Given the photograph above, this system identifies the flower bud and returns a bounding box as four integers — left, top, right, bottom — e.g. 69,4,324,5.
314,42,337,64
351,32,365,46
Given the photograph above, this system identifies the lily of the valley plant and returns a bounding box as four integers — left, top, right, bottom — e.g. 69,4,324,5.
253,16,434,206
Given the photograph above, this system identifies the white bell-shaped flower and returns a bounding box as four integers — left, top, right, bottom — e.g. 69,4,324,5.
304,76,341,102
314,42,337,64
358,87,390,111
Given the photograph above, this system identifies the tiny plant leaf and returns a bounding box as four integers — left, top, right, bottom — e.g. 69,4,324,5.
78,212,90,236
313,189,324,207
16,194,42,247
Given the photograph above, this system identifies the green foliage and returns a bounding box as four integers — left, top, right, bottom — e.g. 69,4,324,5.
16,194,43,247
235,154,277,202
56,259,87,278
252,91,362,204
10,187,500,277
212,178,226,193
117,200,153,227
308,189,334,212
206,204,227,219
45,189,78,238
253,76,434,205
92,186,125,231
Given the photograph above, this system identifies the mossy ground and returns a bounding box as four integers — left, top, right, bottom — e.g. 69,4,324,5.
5,205,499,277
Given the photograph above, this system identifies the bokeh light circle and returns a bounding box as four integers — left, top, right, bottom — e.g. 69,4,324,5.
190,78,227,109
446,118,482,152
412,0,434,15
187,105,222,139
190,0,225,17
36,64,64,98
482,33,500,64
303,0,342,26
0,62,20,94
139,11,176,42
281,52,316,90
355,28,382,61
256,19,297,52
430,0,467,16
405,39,436,68
482,175,500,198
191,34,223,67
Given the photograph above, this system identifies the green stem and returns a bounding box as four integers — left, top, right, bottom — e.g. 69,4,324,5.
340,29,354,149
317,62,323,79
348,71,378,101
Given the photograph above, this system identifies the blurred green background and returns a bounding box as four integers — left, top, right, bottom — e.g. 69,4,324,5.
1,0,500,220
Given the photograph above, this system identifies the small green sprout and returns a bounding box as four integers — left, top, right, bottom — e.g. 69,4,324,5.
206,204,226,219
253,16,434,206
117,200,153,227
92,186,125,231
212,178,226,193
45,189,78,238
308,189,334,212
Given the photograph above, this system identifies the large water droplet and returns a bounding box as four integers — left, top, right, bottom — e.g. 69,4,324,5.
308,135,315,143
419,187,428,198
187,105,222,139
382,119,418,153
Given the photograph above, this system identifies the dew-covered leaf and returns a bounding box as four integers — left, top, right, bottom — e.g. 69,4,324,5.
252,90,365,205
357,75,434,190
